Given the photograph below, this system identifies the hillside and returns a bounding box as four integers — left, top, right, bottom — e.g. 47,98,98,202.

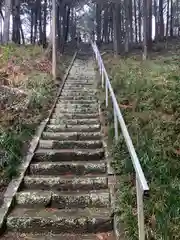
0,44,71,205
102,40,180,240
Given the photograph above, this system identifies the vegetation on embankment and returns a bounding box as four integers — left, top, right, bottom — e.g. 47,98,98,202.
102,45,180,239
0,44,70,188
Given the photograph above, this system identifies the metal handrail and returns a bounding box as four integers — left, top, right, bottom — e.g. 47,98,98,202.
91,41,149,240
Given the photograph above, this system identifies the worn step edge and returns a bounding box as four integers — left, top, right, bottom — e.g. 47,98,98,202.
42,132,102,141
51,113,99,119
29,160,106,175
45,124,100,133
50,119,100,125
15,189,110,208
34,149,104,161
38,140,102,149
1,232,114,240
23,174,108,191
7,207,112,233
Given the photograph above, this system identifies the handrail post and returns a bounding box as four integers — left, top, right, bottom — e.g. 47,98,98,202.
114,106,118,141
106,79,108,107
102,71,104,88
136,176,145,240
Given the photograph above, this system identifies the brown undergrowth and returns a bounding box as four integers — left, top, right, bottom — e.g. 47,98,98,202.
0,44,72,205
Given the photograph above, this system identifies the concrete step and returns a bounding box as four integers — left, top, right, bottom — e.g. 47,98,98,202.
29,161,106,175
7,208,112,233
51,113,99,119
50,118,99,125
58,100,98,105
62,89,96,93
61,92,96,97
59,96,96,101
56,103,98,109
34,149,104,161
54,108,97,114
45,124,100,133
63,87,95,91
42,132,101,141
38,140,102,149
1,232,115,240
15,190,110,208
23,175,108,191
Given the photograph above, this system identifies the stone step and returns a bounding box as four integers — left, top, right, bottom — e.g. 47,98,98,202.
51,113,99,119
39,140,102,149
54,108,97,114
56,103,98,109
65,80,94,83
45,124,100,133
50,118,99,125
58,100,98,105
63,87,95,91
15,189,110,208
42,132,101,141
61,92,96,97
29,160,106,175
59,96,96,101
1,232,115,240
23,175,108,191
7,208,112,233
34,149,104,161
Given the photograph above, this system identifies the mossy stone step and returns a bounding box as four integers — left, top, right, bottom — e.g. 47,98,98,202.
38,140,102,149
23,175,108,191
58,100,98,104
50,118,99,125
34,149,104,161
42,132,101,141
7,207,112,233
29,161,106,175
2,232,115,240
16,190,110,208
54,108,97,114
45,124,100,133
51,113,99,119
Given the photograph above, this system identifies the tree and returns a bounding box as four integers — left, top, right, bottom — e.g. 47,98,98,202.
3,0,11,44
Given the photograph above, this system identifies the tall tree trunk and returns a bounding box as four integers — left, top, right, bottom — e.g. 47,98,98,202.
129,0,133,44
12,0,21,44
103,5,109,43
143,0,147,59
134,0,138,42
20,20,25,44
3,0,11,44
159,0,164,38
125,0,129,52
42,0,47,47
38,0,43,44
170,0,173,36
147,0,152,49
166,0,170,38
30,6,34,44
33,0,38,44
96,3,101,45
154,0,158,39
138,0,142,42
113,3,121,55
65,6,70,42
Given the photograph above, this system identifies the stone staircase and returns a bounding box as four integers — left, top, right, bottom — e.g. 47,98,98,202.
3,51,114,239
